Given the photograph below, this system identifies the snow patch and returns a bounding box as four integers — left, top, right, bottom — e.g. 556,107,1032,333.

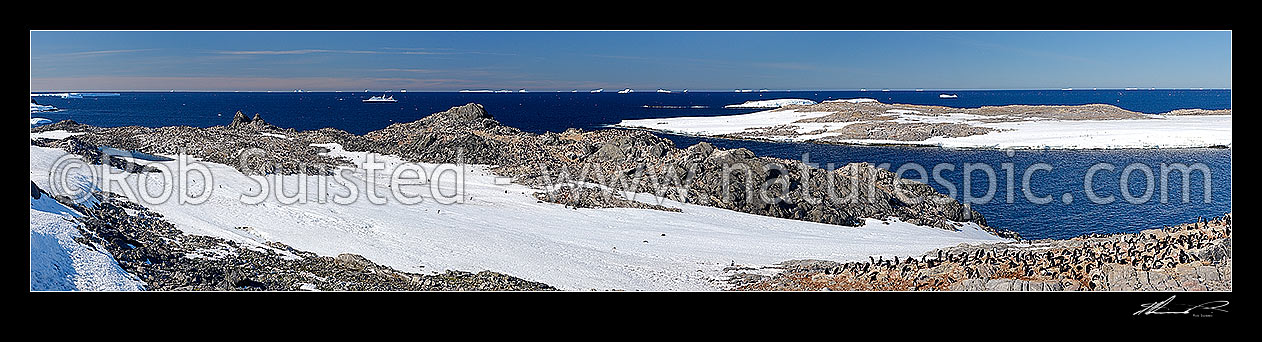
30,185,145,291
31,102,57,113
30,130,84,140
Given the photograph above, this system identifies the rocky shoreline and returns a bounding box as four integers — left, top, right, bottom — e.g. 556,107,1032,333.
735,214,1231,291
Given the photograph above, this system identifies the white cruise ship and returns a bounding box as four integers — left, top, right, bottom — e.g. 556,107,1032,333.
938,93,958,99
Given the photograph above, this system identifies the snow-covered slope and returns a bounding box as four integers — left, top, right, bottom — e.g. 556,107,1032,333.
869,114,1232,149
30,141,1009,291
30,188,145,291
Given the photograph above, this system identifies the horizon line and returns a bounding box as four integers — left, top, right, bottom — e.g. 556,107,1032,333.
30,87,1234,93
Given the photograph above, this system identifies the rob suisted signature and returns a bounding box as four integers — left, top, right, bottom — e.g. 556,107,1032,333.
1134,295,1229,317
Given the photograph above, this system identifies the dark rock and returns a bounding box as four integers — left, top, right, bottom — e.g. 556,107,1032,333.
228,111,250,129
335,253,374,270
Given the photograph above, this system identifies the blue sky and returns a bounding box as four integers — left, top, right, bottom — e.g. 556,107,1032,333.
29,31,1232,91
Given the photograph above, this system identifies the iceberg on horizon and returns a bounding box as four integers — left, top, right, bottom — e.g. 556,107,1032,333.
724,98,818,109
30,100,57,113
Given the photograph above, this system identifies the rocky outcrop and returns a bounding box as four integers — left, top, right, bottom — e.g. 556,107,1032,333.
32,103,1001,233
534,185,682,212
364,104,990,231
32,114,347,175
228,111,250,128
1160,108,1232,116
737,214,1231,291
227,111,280,131
31,181,47,200
34,135,160,173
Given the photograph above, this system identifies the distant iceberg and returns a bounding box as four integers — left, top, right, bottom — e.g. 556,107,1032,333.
30,100,57,113
723,98,817,109
31,117,53,127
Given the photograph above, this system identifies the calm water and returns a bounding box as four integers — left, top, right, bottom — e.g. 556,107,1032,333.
31,90,1232,239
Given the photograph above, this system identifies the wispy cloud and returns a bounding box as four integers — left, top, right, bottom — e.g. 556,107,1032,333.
378,68,440,73
46,48,159,57
749,62,819,71
214,49,379,55
583,54,655,61
212,48,507,56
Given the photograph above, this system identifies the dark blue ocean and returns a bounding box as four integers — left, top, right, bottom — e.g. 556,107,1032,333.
30,90,1231,239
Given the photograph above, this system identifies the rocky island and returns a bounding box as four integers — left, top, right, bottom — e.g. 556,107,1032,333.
616,99,1232,149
